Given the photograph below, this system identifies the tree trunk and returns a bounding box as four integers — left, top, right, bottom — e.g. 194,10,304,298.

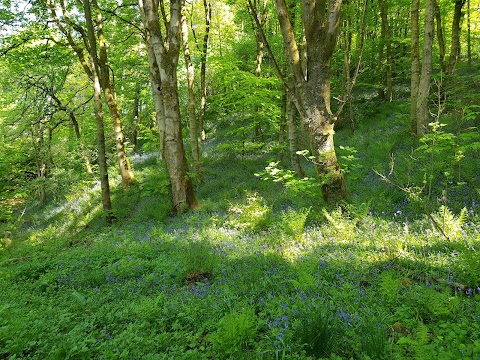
410,0,420,133
91,0,134,189
279,90,287,148
274,0,346,203
415,0,435,136
181,6,201,174
447,0,466,73
434,0,446,73
93,69,114,223
467,0,471,68
249,0,268,140
83,0,113,222
139,0,200,213
199,0,211,141
47,0,133,189
132,90,140,153
378,0,393,101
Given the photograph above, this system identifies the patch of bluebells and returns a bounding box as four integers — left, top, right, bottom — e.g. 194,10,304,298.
190,278,211,297
336,307,351,324
266,315,291,355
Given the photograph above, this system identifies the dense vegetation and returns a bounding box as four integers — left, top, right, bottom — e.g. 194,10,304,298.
1,0,479,358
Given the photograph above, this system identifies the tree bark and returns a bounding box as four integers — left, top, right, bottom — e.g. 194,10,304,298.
91,0,134,189
132,90,140,153
467,0,471,68
139,0,200,213
410,0,420,133
83,0,113,222
378,0,393,100
434,0,446,73
47,0,133,190
199,0,211,141
415,0,435,136
248,0,268,140
447,0,466,73
273,0,346,203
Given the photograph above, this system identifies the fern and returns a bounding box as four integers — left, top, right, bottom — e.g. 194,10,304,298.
430,206,467,240
322,207,356,241
378,271,400,305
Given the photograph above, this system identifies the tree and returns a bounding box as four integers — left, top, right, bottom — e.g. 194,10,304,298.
47,0,134,190
198,0,211,141
378,0,394,100
447,0,466,73
272,0,346,202
138,0,200,213
411,0,435,136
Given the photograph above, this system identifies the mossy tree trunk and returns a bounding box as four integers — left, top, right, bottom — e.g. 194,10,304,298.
273,0,346,203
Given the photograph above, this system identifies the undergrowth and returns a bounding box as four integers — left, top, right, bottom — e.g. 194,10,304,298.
1,101,479,359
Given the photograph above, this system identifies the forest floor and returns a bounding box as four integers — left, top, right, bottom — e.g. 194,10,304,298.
1,99,479,359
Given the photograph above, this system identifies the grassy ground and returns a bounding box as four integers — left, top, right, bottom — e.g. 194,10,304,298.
1,100,479,359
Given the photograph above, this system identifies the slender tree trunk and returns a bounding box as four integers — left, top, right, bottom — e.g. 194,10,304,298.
434,0,447,73
199,0,211,141
415,0,435,136
47,0,133,189
279,90,287,148
31,125,49,205
139,0,199,213
93,71,113,223
378,0,393,100
340,0,367,133
467,0,471,68
410,0,420,133
132,90,140,153
181,6,201,174
250,0,268,140
92,0,134,189
254,30,264,140
447,0,466,73
83,0,113,222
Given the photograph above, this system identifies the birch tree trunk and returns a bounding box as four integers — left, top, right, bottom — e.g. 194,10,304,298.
139,0,199,213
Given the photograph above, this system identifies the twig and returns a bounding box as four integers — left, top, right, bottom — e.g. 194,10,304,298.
373,169,451,241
